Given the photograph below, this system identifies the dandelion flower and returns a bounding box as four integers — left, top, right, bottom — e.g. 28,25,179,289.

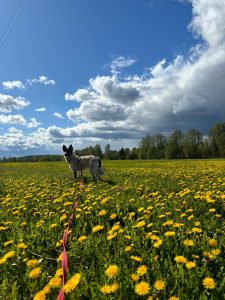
100,285,112,294
64,273,81,294
164,231,175,237
202,277,216,289
110,213,117,219
99,210,106,216
131,274,139,282
185,261,196,269
29,267,41,279
133,221,146,228
174,256,187,264
183,239,194,247
105,265,119,278
33,291,46,300
4,251,15,259
92,225,104,233
137,265,147,276
208,239,217,247
110,282,119,293
78,236,87,242
169,297,179,300
4,240,13,247
17,242,27,249
130,255,142,262
154,280,165,290
26,259,38,268
125,246,132,252
135,281,150,296
153,239,163,248
48,276,62,288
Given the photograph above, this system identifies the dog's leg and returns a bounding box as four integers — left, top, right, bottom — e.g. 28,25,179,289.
72,170,77,180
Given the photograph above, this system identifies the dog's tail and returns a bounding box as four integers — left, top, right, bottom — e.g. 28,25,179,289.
98,158,104,176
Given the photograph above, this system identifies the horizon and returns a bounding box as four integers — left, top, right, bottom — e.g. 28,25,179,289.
1,0,225,157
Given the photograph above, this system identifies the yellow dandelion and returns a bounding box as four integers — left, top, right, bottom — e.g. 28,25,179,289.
133,221,146,228
4,240,13,247
153,239,163,248
130,255,142,262
4,251,15,259
174,256,187,264
33,291,46,300
169,297,179,300
185,261,196,269
17,242,27,249
135,281,150,296
164,231,175,237
125,245,132,252
112,223,120,230
78,236,87,242
137,265,147,276
50,224,57,228
100,284,112,294
64,273,81,294
29,267,41,279
154,280,165,290
0,257,7,264
55,268,63,277
92,225,104,233
208,239,217,247
183,239,194,247
131,273,139,282
211,249,220,256
110,282,119,293
99,210,106,216
202,277,216,289
26,259,38,268
191,227,202,233
110,213,117,219
105,265,119,278
48,276,62,288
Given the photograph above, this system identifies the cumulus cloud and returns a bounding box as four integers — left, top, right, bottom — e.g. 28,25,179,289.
27,76,56,86
53,112,64,119
1,0,225,155
35,107,47,112
109,56,137,75
62,0,225,140
0,94,30,113
2,81,25,90
0,114,41,128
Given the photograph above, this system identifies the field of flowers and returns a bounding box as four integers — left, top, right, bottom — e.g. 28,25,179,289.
0,160,225,300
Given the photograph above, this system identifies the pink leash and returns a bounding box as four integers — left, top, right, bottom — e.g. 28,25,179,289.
58,161,83,300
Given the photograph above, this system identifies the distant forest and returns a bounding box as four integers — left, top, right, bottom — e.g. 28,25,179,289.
1,122,225,162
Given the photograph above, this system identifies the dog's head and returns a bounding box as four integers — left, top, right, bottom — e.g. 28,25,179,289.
62,145,73,159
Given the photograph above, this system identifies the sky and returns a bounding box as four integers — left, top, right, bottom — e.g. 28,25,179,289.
0,0,225,157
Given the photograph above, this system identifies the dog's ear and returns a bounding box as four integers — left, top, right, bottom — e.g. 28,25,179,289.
68,145,73,152
62,145,67,152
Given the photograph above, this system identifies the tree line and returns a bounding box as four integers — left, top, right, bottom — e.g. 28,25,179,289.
1,122,225,162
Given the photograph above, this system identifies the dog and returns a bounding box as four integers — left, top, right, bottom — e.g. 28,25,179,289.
63,145,104,180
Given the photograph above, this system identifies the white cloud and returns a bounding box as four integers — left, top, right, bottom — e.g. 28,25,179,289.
53,112,64,119
62,0,225,139
0,94,30,113
35,107,47,112
2,81,25,90
109,56,137,74
0,114,41,128
1,0,225,155
27,76,56,86
0,114,27,125
27,118,42,128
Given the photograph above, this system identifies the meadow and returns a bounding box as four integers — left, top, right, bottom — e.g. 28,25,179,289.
0,160,225,300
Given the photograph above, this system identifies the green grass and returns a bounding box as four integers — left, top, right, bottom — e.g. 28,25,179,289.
0,160,225,299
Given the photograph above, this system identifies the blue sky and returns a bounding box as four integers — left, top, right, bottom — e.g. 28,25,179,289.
0,0,225,157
